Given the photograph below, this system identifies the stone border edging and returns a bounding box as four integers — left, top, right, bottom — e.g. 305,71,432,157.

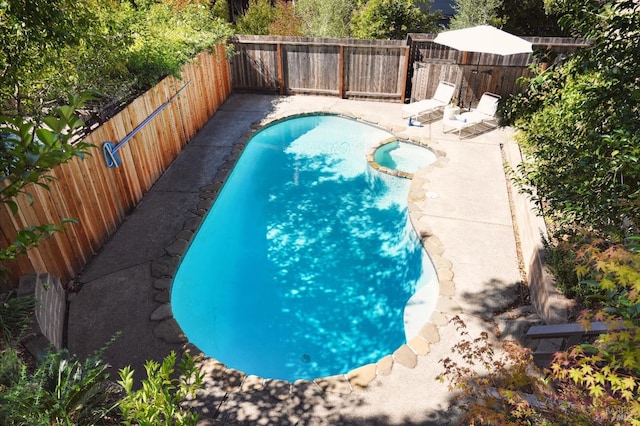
147,110,457,396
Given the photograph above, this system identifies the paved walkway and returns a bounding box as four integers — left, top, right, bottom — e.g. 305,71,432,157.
68,94,532,425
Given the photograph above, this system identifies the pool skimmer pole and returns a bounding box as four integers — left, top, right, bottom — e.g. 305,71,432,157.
102,81,191,168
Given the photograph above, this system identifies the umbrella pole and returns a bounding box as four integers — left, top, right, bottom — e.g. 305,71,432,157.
457,52,467,109
467,56,481,111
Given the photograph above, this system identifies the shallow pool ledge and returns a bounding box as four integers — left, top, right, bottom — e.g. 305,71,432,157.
404,285,437,341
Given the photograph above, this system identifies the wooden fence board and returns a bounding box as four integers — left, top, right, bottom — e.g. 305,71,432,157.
84,125,126,228
231,42,279,91
231,36,409,100
12,192,48,275
0,213,34,279
71,153,116,244
158,82,181,167
405,34,588,102
52,164,95,262
41,174,82,276
183,65,203,129
1,49,232,289
284,44,340,93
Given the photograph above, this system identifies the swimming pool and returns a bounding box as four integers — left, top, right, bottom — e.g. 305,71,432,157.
171,114,438,381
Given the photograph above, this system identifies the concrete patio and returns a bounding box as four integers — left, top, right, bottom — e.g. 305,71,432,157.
68,93,538,424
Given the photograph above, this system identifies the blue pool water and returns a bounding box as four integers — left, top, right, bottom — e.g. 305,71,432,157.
172,115,438,381
374,141,437,174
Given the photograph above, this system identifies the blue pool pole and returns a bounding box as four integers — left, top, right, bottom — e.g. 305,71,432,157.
102,81,192,168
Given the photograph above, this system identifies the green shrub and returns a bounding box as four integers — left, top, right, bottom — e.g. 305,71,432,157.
505,0,640,240
0,347,23,388
0,349,118,425
125,0,233,91
542,236,579,296
0,292,35,343
438,316,637,425
118,351,204,426
235,0,275,35
542,234,612,309
0,277,117,425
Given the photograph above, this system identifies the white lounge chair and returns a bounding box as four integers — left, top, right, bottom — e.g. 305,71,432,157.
442,92,501,139
402,81,456,125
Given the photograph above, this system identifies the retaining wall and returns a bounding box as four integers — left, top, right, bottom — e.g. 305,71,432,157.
502,140,571,324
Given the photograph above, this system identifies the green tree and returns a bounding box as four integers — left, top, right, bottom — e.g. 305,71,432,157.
296,0,357,38
351,0,439,39
1,0,233,118
506,0,640,239
0,0,99,115
269,0,303,36
449,0,503,30
498,0,564,36
210,0,231,21
234,0,275,35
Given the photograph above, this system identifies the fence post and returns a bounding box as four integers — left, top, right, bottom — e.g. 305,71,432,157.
277,42,284,95
339,45,345,99
400,46,410,103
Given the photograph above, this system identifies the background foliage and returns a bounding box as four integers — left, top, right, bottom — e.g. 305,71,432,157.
234,0,276,35
0,0,233,119
295,0,357,38
234,0,439,40
350,0,439,39
498,0,565,36
506,0,639,240
449,0,503,29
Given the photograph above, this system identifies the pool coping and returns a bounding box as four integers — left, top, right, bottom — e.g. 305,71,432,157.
148,110,458,396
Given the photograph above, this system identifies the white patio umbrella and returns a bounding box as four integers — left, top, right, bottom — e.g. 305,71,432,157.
433,25,532,107
433,25,533,56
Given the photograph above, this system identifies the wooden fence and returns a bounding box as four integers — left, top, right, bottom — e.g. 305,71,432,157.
407,35,588,108
230,35,410,102
230,34,588,108
0,45,232,290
